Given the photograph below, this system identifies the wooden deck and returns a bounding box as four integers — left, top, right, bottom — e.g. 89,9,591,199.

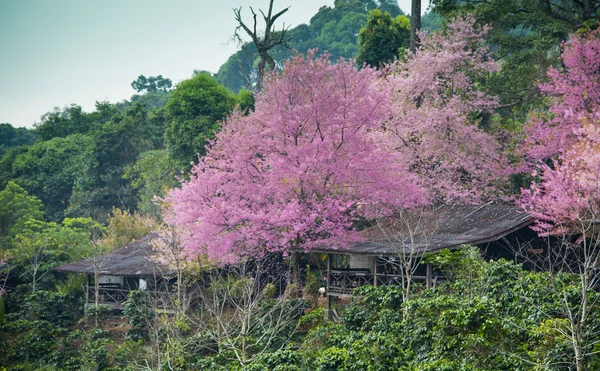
328,269,437,296
84,285,171,310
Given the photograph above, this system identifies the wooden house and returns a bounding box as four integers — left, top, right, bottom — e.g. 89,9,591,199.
300,204,536,302
56,204,538,313
54,233,174,311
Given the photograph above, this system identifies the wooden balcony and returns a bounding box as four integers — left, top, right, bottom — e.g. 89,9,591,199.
328,269,433,296
84,284,172,310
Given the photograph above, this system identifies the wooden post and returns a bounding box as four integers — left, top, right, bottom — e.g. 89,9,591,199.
426,263,433,289
373,257,378,287
327,254,332,310
292,252,299,284
84,275,91,317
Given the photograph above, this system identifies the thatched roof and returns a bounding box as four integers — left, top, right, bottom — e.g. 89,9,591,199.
54,233,171,277
309,204,533,256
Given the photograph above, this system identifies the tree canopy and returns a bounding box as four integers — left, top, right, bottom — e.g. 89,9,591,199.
131,75,173,93
521,30,600,236
164,73,239,166
165,18,510,264
165,51,426,263
356,9,410,68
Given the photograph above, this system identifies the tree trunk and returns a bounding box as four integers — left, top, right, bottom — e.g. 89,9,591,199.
94,266,99,307
410,0,421,52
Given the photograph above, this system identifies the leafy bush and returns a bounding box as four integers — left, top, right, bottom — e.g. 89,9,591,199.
123,290,155,341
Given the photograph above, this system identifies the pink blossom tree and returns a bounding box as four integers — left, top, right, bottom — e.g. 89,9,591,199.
165,52,426,263
165,18,512,263
519,31,600,371
521,30,600,235
524,30,600,164
384,16,509,203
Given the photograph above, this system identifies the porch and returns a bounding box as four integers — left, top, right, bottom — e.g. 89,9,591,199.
327,268,436,296
84,284,172,310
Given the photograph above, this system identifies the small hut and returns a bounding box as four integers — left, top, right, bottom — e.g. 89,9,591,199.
55,233,172,311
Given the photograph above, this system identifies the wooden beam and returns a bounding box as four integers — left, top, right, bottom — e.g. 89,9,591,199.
426,263,432,289
373,258,378,287
327,254,332,310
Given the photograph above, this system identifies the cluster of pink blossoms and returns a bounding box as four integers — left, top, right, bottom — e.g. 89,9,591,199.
165,17,514,263
521,30,600,236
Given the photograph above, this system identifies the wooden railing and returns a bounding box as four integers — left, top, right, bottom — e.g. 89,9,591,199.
328,269,430,296
85,285,171,309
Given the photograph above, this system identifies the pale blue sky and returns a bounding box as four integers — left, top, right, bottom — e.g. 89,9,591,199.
0,0,428,128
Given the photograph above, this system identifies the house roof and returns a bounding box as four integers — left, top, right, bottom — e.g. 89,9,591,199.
307,204,533,256
54,233,172,277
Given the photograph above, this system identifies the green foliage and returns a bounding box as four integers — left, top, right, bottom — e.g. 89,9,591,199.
117,91,171,113
9,134,93,221
356,9,410,68
123,149,179,218
86,304,113,327
131,74,172,93
33,104,93,141
237,89,255,114
10,218,99,292
11,290,81,327
0,318,63,367
67,103,161,220
0,123,37,158
0,181,44,249
123,290,155,342
164,73,238,166
99,207,155,251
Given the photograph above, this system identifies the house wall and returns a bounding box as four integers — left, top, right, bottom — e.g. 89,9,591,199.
98,275,124,286
349,255,375,270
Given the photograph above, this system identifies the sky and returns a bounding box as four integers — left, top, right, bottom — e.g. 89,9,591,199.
0,0,430,128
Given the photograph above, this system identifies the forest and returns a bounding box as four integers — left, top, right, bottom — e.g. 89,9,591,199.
1,0,600,370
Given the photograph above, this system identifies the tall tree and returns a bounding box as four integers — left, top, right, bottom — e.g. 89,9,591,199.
356,9,410,67
123,149,180,219
386,16,508,203
164,74,238,166
233,0,291,91
67,104,156,220
0,181,44,250
131,75,173,93
10,134,93,222
165,52,426,263
410,0,421,51
520,31,600,371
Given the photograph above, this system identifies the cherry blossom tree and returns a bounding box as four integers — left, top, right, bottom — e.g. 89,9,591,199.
524,30,600,164
384,16,509,203
165,52,426,263
519,30,600,371
521,30,600,235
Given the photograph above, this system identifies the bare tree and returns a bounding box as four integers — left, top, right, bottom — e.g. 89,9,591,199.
151,224,201,318
194,261,306,368
513,200,600,371
233,0,291,91
375,206,439,308
13,234,55,293
0,250,12,322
